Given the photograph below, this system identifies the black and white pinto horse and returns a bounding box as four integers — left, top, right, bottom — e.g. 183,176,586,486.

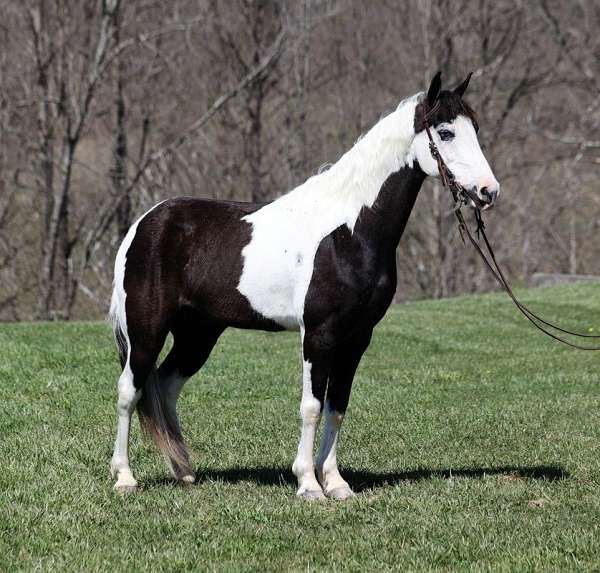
109,72,499,500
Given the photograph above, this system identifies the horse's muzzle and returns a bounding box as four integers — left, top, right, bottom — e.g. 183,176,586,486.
466,186,498,211
479,186,498,210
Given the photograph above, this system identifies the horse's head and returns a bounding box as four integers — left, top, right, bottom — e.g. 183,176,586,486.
411,72,500,210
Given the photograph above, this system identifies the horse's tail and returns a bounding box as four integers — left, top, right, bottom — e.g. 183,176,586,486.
109,245,189,472
109,290,128,368
109,302,129,368
110,283,188,470
136,371,190,474
109,235,130,369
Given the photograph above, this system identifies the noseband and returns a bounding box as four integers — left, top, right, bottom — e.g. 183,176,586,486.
421,100,600,351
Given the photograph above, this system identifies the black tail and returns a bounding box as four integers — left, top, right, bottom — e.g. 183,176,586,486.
114,324,128,369
136,369,191,477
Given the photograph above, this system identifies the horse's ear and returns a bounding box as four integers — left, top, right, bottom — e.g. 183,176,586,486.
427,71,442,107
453,72,473,98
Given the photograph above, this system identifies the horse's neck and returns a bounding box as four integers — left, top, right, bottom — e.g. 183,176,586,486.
255,96,424,251
319,98,423,248
352,165,426,252
280,97,419,223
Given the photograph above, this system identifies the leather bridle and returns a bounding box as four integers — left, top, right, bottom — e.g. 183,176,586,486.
422,100,600,351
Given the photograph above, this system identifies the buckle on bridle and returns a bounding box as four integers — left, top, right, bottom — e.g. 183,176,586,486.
428,141,439,159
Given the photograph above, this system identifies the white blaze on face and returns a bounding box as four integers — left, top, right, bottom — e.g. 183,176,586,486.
411,115,500,204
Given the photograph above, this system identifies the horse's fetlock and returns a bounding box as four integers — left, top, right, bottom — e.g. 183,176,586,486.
292,458,312,479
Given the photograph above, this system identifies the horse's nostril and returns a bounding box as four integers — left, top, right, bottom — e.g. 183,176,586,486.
480,186,497,204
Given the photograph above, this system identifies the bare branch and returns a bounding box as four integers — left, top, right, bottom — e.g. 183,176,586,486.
78,29,287,274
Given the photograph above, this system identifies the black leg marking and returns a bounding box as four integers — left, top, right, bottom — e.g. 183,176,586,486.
327,329,373,414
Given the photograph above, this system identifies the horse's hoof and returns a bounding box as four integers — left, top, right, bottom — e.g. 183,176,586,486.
179,474,196,485
114,482,138,494
327,486,355,501
297,489,326,501
114,471,138,494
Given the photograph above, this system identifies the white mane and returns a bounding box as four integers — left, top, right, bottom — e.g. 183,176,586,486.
262,93,421,232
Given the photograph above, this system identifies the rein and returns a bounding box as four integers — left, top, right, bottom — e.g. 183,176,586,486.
422,102,600,351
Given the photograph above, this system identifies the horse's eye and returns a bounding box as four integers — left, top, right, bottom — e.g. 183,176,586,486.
438,129,454,141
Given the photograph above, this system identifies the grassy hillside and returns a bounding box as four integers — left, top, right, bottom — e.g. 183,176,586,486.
1,284,600,572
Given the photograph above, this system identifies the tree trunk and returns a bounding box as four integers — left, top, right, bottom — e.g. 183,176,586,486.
37,139,75,319
113,10,130,240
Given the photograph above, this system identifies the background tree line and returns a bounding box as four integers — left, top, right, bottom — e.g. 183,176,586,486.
0,0,598,321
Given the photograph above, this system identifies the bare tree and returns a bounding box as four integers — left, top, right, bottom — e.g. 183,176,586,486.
0,0,598,320
23,0,125,318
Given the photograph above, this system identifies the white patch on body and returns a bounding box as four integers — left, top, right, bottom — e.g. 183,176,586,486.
237,96,421,329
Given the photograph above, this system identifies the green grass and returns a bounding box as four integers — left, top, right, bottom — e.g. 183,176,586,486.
2,284,600,572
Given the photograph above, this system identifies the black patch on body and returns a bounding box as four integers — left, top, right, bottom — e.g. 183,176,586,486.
123,197,284,368
303,166,425,357
300,165,425,415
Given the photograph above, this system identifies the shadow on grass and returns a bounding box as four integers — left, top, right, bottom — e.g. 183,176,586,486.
146,464,568,490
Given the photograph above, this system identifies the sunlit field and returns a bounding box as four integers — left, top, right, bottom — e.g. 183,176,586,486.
2,284,600,571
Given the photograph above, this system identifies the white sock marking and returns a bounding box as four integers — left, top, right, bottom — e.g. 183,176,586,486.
292,360,323,495
316,405,350,493
110,365,140,488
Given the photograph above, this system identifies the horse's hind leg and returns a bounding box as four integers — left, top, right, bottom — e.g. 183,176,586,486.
154,323,223,482
110,333,165,493
110,363,140,493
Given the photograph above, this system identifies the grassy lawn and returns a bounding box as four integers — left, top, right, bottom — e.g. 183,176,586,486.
1,283,600,572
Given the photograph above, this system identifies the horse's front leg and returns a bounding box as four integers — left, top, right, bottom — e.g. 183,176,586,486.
292,337,330,500
316,329,373,500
